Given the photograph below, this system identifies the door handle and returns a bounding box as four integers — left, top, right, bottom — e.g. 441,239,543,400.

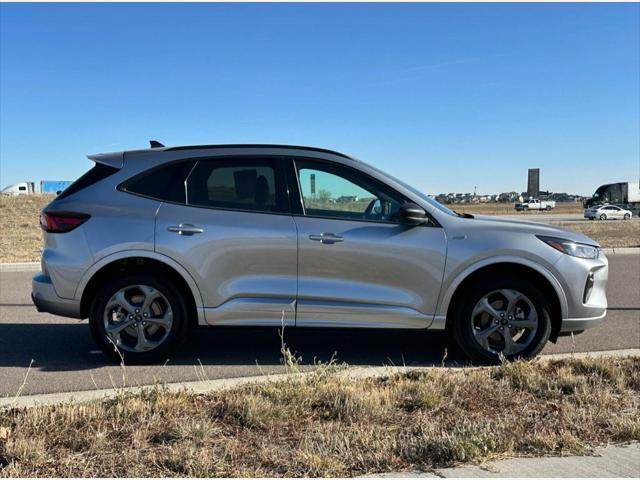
167,224,204,236
309,233,344,244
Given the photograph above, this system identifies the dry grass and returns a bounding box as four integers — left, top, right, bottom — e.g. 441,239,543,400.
554,220,640,248
454,202,583,215
0,195,52,263
1,356,638,477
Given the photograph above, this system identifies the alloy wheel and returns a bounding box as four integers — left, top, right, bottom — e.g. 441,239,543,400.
103,285,173,353
470,289,539,356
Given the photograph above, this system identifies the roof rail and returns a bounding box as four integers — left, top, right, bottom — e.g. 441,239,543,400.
163,144,352,159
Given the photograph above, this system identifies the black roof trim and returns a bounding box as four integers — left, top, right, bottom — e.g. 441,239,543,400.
163,144,352,159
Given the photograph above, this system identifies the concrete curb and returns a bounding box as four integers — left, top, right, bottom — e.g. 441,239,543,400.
602,247,640,255
0,262,40,272
2,348,638,410
0,247,638,273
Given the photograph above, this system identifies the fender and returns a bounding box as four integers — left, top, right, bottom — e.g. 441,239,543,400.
74,249,206,325
432,255,569,329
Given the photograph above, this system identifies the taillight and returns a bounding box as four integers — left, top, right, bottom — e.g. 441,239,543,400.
39,211,90,233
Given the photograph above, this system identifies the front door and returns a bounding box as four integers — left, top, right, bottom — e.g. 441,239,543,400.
291,159,447,329
155,156,298,326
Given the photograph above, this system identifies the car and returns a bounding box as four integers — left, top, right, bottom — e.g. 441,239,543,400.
32,143,609,364
584,204,632,220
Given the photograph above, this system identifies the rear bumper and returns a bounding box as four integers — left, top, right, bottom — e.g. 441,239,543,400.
32,272,83,319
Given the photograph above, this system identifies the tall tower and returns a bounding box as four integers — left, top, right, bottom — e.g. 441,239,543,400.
527,168,540,198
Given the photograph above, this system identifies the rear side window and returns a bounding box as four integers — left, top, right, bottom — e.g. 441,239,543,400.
186,158,288,213
125,161,196,203
57,163,120,199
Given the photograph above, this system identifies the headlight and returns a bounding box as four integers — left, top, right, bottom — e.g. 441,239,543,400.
537,235,599,259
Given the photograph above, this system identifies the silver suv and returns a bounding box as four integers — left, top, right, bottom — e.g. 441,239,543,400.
32,143,608,363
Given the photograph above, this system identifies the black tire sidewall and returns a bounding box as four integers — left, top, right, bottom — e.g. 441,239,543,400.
89,273,189,364
451,276,552,364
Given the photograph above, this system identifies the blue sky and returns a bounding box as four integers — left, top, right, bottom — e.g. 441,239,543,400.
1,3,638,196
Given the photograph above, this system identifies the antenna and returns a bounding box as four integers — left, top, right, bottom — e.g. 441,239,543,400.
149,140,165,148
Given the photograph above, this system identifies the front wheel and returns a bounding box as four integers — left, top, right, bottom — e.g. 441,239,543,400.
449,276,552,363
624,213,631,220
89,273,189,364
599,213,607,221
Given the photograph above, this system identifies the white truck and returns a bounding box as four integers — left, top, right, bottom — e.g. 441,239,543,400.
0,182,35,195
514,198,556,211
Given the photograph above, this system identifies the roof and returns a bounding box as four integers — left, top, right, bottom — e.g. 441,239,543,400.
162,143,352,159
88,143,353,169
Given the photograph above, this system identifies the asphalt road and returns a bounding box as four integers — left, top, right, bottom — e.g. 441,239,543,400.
501,213,640,223
1,255,638,397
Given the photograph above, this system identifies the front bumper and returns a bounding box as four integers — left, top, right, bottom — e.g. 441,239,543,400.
555,250,608,333
32,272,83,319
559,310,607,333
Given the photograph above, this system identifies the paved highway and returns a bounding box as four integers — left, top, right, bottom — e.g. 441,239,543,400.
501,213,640,223
1,254,638,397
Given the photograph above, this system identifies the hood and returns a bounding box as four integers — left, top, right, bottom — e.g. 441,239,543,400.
467,214,600,247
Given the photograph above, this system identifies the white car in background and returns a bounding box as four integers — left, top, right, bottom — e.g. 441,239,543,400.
584,204,632,220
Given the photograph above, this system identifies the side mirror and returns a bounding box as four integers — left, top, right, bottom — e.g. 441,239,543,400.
399,203,428,226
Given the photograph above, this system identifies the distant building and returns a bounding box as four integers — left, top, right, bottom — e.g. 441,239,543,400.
527,168,540,198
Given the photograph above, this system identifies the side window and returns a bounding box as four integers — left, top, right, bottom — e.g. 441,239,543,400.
296,161,404,222
186,158,287,213
125,161,196,204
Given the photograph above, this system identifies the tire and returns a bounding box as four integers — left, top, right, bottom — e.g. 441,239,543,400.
89,273,190,364
546,206,551,211
449,275,552,364
523,206,528,212
599,214,607,221
624,213,630,220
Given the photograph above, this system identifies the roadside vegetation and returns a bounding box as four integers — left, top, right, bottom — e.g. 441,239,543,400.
0,197,635,263
0,194,52,263
554,220,640,248
454,201,583,215
1,355,638,477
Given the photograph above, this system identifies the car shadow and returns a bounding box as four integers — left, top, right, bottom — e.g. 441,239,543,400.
0,322,467,371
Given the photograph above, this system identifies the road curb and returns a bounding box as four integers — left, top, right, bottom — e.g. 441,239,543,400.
2,348,638,410
602,247,640,255
0,262,40,272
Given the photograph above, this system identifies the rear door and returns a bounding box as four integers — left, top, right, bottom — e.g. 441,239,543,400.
289,158,447,329
151,156,298,326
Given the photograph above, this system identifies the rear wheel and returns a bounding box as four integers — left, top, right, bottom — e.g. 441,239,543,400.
89,273,189,363
449,276,552,363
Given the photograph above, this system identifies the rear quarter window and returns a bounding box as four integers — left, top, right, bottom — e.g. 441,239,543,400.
123,161,196,204
57,163,120,199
